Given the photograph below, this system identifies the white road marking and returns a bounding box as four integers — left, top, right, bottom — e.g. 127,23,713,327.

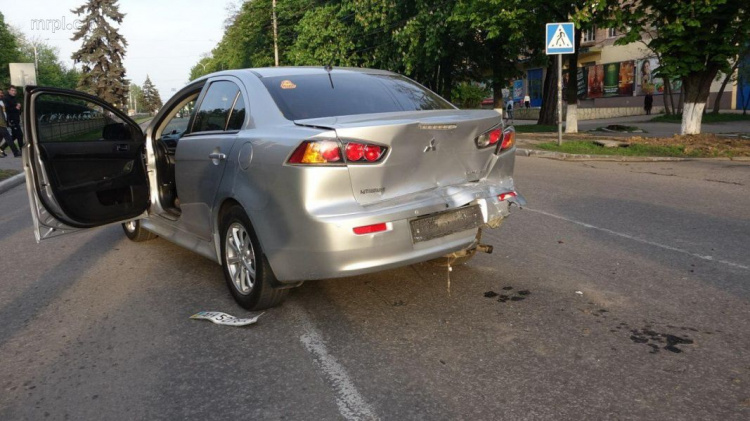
291,303,378,420
525,207,749,271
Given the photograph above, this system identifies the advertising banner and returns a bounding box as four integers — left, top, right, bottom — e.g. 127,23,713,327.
587,64,604,98
637,58,661,95
513,80,524,103
603,62,620,97
577,67,587,100
618,61,634,96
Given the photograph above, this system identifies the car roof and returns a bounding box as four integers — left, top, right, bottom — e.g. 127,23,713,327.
196,66,398,81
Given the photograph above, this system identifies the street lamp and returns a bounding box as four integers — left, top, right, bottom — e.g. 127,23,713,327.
30,37,49,83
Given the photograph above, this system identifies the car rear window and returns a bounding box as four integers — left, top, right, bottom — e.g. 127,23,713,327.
260,72,454,120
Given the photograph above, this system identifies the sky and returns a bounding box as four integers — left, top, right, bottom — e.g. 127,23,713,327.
3,0,233,101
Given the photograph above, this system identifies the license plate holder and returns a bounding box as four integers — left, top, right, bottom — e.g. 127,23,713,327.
410,205,483,243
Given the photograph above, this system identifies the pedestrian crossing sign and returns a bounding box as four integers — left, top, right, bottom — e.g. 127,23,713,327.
546,23,575,55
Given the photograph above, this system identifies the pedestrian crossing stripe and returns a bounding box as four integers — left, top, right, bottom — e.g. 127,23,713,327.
548,25,573,49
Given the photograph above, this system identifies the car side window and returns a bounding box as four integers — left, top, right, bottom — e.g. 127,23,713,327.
226,92,246,131
33,94,136,143
191,81,242,133
156,96,197,148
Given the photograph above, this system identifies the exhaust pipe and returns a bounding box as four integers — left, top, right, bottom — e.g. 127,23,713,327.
476,244,493,254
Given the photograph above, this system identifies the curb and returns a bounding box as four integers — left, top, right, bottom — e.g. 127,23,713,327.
0,172,25,195
516,148,692,162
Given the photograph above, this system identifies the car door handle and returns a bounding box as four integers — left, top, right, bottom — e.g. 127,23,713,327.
209,152,226,161
116,143,130,152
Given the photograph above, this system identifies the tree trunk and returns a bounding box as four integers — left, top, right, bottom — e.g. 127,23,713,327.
441,58,452,103
537,57,557,125
712,60,740,114
565,30,582,133
661,78,674,115
681,67,720,135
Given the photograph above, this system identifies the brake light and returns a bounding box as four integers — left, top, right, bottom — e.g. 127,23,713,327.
345,141,387,163
498,191,517,201
288,140,343,165
500,129,515,152
476,127,502,148
353,223,388,235
346,143,364,161
364,145,383,162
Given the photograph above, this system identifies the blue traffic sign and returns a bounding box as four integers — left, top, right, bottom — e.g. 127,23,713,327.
546,23,575,55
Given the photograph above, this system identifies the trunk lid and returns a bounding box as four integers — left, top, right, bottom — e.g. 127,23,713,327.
295,110,502,205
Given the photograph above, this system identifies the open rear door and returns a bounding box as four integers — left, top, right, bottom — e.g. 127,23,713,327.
23,87,150,242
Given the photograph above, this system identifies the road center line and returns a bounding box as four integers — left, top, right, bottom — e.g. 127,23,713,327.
524,207,749,271
291,303,378,420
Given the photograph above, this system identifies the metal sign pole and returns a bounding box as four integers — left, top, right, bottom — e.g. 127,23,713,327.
557,54,563,146
546,22,574,147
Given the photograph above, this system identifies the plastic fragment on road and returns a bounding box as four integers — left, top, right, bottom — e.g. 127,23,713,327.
575,291,584,295
190,311,264,327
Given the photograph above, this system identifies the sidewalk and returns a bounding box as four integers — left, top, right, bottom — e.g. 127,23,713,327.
512,115,750,138
0,149,24,194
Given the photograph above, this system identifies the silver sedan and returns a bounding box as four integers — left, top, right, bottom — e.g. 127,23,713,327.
23,67,524,310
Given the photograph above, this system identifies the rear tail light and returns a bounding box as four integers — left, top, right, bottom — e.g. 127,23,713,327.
353,222,390,235
476,127,502,148
498,191,517,201
345,141,387,163
476,126,515,153
288,140,343,165
499,129,515,152
289,140,386,165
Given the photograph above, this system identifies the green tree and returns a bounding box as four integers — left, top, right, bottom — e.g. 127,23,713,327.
592,0,750,134
127,81,145,113
191,0,316,81
286,4,357,67
13,31,80,89
0,12,23,88
141,75,162,114
71,0,129,109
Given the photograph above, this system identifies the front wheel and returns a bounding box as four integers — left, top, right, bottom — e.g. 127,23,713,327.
122,220,157,242
220,205,288,310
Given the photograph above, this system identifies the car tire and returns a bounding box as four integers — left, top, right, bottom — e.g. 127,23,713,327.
220,205,288,310
122,220,157,242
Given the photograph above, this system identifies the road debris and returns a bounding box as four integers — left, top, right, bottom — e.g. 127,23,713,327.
190,311,264,327
575,291,584,295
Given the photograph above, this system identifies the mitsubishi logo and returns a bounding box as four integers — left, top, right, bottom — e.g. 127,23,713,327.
424,138,437,153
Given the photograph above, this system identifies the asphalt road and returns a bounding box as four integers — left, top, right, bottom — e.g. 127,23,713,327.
1,157,749,420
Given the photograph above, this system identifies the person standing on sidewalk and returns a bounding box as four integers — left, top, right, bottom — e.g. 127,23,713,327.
4,86,23,151
505,99,514,122
644,93,654,115
0,90,21,158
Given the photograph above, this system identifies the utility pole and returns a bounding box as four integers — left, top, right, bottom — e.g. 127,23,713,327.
272,0,279,66
30,37,48,83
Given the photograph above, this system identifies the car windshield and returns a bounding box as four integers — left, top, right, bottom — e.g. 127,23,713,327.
260,72,454,120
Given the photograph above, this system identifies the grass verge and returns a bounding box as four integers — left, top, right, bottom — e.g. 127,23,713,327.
0,169,20,182
536,141,701,157
650,113,750,123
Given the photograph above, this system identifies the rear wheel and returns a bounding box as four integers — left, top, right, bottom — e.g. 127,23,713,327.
220,205,288,310
122,220,157,242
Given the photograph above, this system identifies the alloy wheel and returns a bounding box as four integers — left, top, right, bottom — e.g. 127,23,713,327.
225,222,256,295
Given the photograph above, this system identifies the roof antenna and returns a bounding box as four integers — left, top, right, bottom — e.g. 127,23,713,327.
325,64,334,89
